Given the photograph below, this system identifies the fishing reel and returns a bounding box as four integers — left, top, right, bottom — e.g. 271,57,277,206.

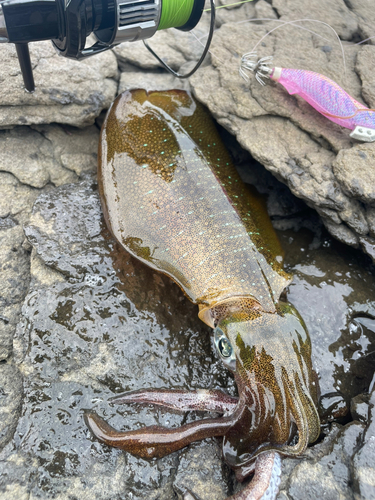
0,0,215,92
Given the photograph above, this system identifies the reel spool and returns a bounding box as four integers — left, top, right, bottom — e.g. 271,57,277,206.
0,0,215,92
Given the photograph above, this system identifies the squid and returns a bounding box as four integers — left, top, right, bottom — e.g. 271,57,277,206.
84,89,320,500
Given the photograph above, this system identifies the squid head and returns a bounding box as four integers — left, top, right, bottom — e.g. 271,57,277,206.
213,301,320,477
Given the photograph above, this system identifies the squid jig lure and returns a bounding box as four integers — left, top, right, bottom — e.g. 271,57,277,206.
239,53,375,142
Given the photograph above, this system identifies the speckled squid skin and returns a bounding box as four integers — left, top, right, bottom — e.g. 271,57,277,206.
99,89,291,322
94,89,321,489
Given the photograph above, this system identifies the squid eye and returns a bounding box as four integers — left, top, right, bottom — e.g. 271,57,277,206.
214,327,236,371
218,337,232,357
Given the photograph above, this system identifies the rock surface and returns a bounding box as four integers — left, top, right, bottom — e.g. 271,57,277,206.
0,42,118,128
353,384,375,499
0,124,99,188
187,0,375,262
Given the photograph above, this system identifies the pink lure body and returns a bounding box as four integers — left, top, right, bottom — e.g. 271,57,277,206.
271,67,375,131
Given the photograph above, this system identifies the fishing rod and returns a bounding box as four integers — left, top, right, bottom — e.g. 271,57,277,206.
0,0,215,92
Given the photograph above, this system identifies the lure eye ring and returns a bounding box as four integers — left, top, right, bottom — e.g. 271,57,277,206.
214,327,236,371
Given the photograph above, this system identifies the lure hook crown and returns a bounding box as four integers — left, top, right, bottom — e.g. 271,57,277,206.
239,53,273,86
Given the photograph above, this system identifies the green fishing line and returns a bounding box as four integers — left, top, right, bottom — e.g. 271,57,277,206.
158,0,195,30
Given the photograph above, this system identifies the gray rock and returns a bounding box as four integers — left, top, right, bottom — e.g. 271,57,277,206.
113,10,213,73
333,143,375,204
359,236,375,263
0,225,30,361
174,441,230,500
272,0,358,40
0,41,118,128
0,124,99,189
353,389,375,499
348,0,375,44
351,394,369,423
0,363,23,451
216,0,256,26
0,172,39,227
324,219,359,247
367,207,375,238
284,423,364,500
255,0,278,20
114,33,192,72
356,45,375,107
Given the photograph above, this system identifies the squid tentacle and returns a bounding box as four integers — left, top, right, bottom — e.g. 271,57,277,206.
281,374,320,458
84,412,234,459
109,388,239,414
227,452,282,500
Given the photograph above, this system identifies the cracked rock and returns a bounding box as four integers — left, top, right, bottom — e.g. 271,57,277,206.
272,0,358,40
348,0,375,44
0,363,23,451
0,124,99,188
189,5,375,261
352,382,375,499
284,423,364,500
0,225,31,361
0,41,118,128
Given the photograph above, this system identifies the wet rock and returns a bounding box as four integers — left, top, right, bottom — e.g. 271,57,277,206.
359,236,375,262
0,170,373,500
1,2,375,498
174,441,230,500
0,121,113,466
0,41,118,128
366,208,375,238
353,388,375,499
0,122,100,365
283,423,364,500
351,394,369,423
0,124,99,189
2,180,236,499
0,225,31,361
282,228,375,404
188,5,375,261
0,363,23,451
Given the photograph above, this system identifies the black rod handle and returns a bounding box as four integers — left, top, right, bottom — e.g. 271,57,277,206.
15,43,35,92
